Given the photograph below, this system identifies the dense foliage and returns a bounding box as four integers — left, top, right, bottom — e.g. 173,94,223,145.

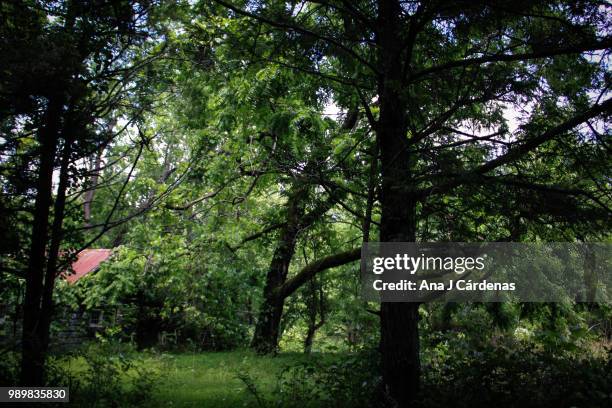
0,0,610,406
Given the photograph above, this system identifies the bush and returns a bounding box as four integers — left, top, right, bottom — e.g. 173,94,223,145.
239,351,385,408
418,343,612,408
47,342,160,407
239,341,611,408
0,349,19,386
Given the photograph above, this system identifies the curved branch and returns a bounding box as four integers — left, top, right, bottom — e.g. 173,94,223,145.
277,247,361,299
410,37,612,83
417,98,612,198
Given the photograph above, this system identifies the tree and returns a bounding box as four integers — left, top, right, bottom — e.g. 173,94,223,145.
161,19,370,353
247,110,364,354
0,0,162,384
206,1,611,404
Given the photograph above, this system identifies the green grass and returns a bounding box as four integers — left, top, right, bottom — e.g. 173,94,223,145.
139,350,336,408
55,346,345,407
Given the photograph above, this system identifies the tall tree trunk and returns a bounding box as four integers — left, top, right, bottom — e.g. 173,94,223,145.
251,200,302,353
251,178,340,353
377,1,421,405
250,111,356,354
20,96,63,386
251,178,316,354
39,133,73,355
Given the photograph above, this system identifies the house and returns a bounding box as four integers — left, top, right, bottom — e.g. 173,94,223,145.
0,249,114,348
53,249,116,349
65,248,113,283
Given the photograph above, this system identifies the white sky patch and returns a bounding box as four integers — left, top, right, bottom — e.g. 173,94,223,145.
323,100,341,117
501,105,522,134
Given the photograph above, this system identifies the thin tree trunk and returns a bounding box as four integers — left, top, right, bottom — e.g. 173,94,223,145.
39,133,73,354
20,96,63,386
303,324,315,354
303,276,325,354
83,145,104,226
83,118,114,226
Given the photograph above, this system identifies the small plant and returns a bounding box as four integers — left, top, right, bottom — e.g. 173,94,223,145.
235,370,269,408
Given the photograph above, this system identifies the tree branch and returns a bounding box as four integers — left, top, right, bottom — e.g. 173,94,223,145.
410,37,612,83
277,247,361,299
213,0,379,73
417,98,612,198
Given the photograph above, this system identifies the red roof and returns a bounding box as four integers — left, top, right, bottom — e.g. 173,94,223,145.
65,249,112,283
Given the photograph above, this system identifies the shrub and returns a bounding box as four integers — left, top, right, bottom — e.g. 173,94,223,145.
0,349,19,386
418,343,612,408
239,351,385,408
240,342,612,408
48,342,160,407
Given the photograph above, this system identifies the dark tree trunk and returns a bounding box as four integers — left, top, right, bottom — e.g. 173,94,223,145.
303,284,317,354
303,276,325,354
251,112,355,354
251,182,312,353
20,96,63,386
376,0,421,405
251,176,344,354
362,141,378,244
39,132,73,356
251,294,286,354
251,217,301,353
379,303,420,405
303,326,315,354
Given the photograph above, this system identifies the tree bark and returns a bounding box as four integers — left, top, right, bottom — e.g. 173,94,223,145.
250,106,359,354
39,132,73,356
376,1,421,405
20,95,64,385
253,245,361,353
251,177,359,353
251,189,305,354
278,248,361,299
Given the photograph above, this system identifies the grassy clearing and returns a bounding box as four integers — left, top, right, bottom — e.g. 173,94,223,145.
138,350,337,408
